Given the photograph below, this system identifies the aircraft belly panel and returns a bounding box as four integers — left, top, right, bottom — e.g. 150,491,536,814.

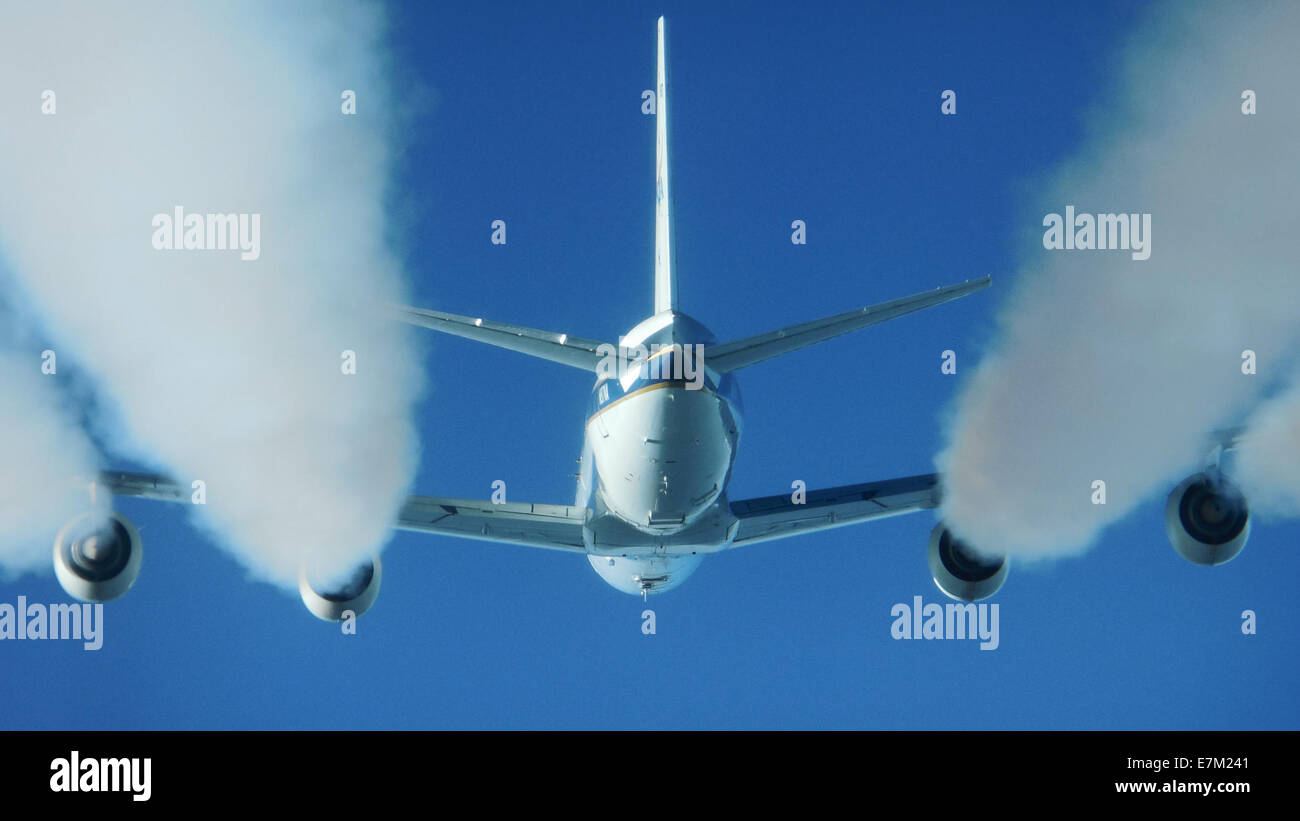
587,385,734,533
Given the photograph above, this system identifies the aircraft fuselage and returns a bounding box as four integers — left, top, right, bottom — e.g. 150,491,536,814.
578,311,744,594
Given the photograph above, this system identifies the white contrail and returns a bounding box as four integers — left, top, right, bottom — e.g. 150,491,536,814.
0,2,424,590
937,0,1300,560
1235,377,1300,519
0,343,105,577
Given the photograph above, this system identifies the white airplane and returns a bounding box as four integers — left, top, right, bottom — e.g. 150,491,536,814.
50,18,1253,620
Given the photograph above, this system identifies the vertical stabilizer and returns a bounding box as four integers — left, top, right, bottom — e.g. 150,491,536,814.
654,16,677,314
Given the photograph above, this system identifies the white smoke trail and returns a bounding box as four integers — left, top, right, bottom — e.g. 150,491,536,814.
0,342,106,578
0,2,424,589
937,0,1300,560
1235,378,1300,518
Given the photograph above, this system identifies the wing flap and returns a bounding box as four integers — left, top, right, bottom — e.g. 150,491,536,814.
729,473,940,546
396,496,587,553
99,471,588,553
98,471,188,502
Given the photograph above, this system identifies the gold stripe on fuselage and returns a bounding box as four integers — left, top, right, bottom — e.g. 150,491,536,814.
587,379,713,424
593,346,684,390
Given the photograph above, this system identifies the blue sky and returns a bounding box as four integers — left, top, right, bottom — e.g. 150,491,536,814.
2,0,1296,729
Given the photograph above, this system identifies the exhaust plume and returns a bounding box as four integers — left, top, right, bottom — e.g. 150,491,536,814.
1235,379,1300,518
0,2,423,589
0,343,106,577
938,0,1300,559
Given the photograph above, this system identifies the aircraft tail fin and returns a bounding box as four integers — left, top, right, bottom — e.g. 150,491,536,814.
654,16,677,315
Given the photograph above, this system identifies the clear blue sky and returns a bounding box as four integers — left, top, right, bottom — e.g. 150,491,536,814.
3,0,1296,730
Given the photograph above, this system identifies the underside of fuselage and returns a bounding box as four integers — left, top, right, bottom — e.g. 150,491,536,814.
577,311,744,594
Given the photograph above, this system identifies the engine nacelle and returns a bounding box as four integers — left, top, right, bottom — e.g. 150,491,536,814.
927,523,1008,602
1165,473,1250,566
299,558,382,621
53,511,143,603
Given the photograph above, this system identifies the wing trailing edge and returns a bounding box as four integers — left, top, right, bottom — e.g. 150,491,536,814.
98,471,588,553
728,473,940,546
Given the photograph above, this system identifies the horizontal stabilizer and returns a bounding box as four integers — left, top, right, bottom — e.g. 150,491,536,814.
729,473,940,547
706,276,991,373
396,305,611,372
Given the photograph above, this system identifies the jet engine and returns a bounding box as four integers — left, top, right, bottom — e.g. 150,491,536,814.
927,523,1008,602
1165,472,1250,566
299,558,382,621
53,511,143,602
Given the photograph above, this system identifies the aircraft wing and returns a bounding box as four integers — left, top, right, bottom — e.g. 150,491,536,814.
705,277,990,373
97,471,587,554
1214,427,1248,451
98,471,190,502
395,304,611,373
396,495,587,553
728,473,940,547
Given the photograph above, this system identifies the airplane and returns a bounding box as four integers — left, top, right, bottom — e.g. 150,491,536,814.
47,18,1255,620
